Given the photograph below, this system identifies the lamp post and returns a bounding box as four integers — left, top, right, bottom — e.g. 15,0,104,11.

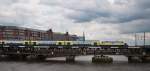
135,33,137,46
144,32,146,47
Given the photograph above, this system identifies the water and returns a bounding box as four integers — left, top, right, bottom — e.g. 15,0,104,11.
0,55,150,71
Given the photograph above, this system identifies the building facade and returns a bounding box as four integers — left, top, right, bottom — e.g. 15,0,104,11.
0,25,83,41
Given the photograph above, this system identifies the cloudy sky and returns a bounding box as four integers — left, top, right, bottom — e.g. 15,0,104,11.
0,0,150,41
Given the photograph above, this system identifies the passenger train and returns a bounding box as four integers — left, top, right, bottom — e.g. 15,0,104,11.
0,40,126,47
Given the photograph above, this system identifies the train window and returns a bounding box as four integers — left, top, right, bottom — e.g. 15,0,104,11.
58,42,62,45
2,42,4,44
94,42,97,45
33,42,36,45
25,42,28,45
67,42,70,45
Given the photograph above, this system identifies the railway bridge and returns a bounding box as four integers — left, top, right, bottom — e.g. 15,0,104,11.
0,41,150,63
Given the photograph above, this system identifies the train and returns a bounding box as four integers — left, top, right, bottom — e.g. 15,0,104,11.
0,40,126,47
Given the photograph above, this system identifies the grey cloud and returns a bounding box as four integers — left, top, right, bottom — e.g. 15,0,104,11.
0,0,40,27
40,0,111,23
67,10,110,23
114,11,150,23
136,0,150,9
62,0,150,24
118,19,150,33
0,0,18,5
63,0,150,33
0,0,150,38
114,0,129,5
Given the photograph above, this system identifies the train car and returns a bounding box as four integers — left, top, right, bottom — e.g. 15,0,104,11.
36,41,56,46
0,40,126,48
0,40,38,47
91,41,125,47
2,40,24,45
72,41,93,46
102,41,124,46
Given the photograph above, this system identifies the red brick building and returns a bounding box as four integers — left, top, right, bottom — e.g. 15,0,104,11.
0,25,83,41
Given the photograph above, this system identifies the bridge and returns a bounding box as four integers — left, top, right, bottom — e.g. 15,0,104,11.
0,41,150,63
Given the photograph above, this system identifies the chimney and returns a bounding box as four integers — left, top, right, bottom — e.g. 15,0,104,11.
65,31,69,41
47,29,53,40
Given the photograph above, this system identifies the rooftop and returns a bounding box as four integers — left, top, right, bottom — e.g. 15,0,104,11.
0,25,77,36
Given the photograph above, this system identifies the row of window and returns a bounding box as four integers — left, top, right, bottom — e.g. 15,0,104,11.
0,34,76,41
0,28,79,41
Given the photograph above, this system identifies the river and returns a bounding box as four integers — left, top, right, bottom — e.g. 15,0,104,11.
0,55,150,71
